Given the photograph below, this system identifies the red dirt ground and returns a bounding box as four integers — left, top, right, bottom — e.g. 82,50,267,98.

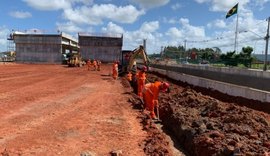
4,62,268,156
0,63,180,156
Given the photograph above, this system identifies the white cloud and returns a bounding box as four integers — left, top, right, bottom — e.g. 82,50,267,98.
171,3,182,10
207,19,226,29
9,11,32,19
161,18,206,50
22,0,93,10
180,18,206,39
166,27,183,38
62,4,145,25
120,21,164,53
23,0,71,10
0,26,10,52
103,4,145,23
194,0,249,12
101,22,124,34
195,0,211,3
140,21,159,33
62,7,92,25
131,0,169,9
56,22,84,33
69,0,93,5
211,0,248,12
162,17,178,24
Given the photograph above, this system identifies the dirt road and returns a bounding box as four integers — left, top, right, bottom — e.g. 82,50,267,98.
0,64,150,155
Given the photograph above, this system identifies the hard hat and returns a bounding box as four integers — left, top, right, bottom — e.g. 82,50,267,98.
161,82,170,92
142,66,147,71
131,68,137,74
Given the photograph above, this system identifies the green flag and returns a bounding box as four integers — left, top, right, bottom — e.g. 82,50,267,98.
226,3,238,19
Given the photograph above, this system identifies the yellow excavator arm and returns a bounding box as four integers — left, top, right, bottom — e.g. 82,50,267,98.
127,45,150,72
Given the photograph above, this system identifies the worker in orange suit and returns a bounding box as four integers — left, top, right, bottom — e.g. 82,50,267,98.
142,81,170,119
136,66,147,98
112,61,118,79
126,72,132,81
86,59,91,71
97,60,101,71
93,59,97,71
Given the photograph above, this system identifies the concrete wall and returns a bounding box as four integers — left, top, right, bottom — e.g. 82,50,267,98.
151,63,270,92
14,34,62,63
151,67,270,103
16,44,62,63
79,35,123,62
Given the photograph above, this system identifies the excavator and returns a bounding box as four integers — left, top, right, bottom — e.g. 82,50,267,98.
67,52,84,67
119,45,150,75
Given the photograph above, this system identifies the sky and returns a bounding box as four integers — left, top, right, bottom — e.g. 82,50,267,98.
0,0,270,55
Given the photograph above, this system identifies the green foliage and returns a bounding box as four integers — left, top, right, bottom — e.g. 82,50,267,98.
220,51,238,66
149,44,254,68
148,53,161,59
220,46,254,67
162,46,185,59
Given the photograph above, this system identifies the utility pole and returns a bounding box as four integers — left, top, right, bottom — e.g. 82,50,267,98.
234,13,239,53
143,39,147,53
184,40,187,52
263,17,270,71
160,46,163,58
184,40,187,61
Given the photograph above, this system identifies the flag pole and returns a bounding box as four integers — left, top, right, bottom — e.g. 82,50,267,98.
234,10,239,53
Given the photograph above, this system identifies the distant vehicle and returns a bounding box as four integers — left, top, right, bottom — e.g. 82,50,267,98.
182,61,189,64
199,60,210,66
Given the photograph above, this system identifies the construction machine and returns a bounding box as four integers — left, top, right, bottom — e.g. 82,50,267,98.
67,53,84,67
119,45,150,74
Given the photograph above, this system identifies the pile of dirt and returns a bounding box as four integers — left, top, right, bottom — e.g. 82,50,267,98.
151,77,270,155
140,113,173,156
122,77,174,156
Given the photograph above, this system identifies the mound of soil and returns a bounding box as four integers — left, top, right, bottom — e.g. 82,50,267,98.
148,73,270,155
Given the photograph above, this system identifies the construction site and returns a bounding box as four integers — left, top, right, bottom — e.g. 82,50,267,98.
1,32,270,156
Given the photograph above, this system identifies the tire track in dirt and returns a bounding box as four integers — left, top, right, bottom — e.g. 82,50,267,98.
0,83,95,145
0,64,147,155
0,67,89,116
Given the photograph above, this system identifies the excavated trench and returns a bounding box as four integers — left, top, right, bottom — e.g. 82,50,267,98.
122,71,270,155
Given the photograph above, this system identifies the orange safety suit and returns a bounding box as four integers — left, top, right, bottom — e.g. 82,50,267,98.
112,62,118,79
136,71,146,97
127,72,132,81
86,60,91,71
97,60,101,71
142,81,162,119
93,60,97,71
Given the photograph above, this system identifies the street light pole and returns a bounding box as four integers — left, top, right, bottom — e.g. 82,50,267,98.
263,17,270,71
184,40,187,61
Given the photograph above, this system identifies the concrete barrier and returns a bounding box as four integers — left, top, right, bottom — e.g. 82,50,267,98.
150,63,270,92
151,67,270,103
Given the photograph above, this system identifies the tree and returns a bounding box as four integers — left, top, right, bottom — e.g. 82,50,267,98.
220,51,238,66
220,46,254,67
239,46,254,67
162,46,185,60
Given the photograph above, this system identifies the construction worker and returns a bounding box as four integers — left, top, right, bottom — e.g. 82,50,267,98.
93,59,97,71
136,66,147,98
126,72,132,81
97,60,101,71
142,81,170,119
112,61,118,79
86,59,91,71
131,68,138,93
